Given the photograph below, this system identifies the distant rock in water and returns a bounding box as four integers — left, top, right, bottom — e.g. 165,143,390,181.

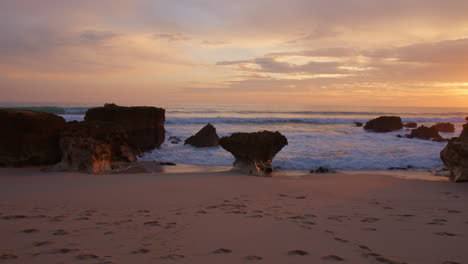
85,104,165,154
403,122,417,128
364,116,403,132
441,124,468,182
407,125,443,141
310,167,336,173
169,136,182,144
55,121,135,174
184,123,219,147
354,122,363,127
219,131,288,176
432,122,455,133
0,109,65,167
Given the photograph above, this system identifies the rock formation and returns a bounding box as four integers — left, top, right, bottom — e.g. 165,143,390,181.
440,124,468,182
0,109,65,167
184,123,219,147
219,131,288,176
364,116,403,132
55,121,135,174
354,122,363,127
85,104,165,154
403,122,417,128
432,122,455,133
407,125,443,141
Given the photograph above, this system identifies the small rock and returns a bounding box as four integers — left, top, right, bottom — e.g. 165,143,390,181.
288,250,309,256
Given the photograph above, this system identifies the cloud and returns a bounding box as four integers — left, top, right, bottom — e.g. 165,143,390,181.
153,33,191,41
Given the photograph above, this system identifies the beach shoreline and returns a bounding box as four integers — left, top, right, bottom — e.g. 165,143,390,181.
1,167,466,264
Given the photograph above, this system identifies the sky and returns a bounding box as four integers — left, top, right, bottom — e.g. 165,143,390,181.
1,0,468,107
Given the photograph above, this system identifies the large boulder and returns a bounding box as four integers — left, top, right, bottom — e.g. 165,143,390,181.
432,122,455,133
85,104,165,153
0,109,65,167
440,124,468,182
55,121,135,174
219,131,288,176
364,116,403,132
407,125,443,141
184,123,219,147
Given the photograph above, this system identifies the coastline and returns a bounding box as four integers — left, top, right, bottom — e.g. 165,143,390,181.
1,166,465,263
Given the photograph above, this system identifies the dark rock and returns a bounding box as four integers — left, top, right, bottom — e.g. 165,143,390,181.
155,161,176,166
441,124,468,182
0,109,66,167
354,122,363,127
219,131,288,176
310,167,336,173
364,116,403,132
403,122,417,128
168,136,182,144
55,121,135,174
396,135,403,138
432,122,455,133
407,125,443,141
184,123,219,147
85,104,165,153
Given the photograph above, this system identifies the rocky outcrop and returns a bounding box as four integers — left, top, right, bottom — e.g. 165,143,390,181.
184,123,219,147
85,104,165,154
219,131,288,176
354,122,363,127
403,122,417,128
440,124,468,182
407,125,443,141
0,109,65,167
55,121,135,174
432,122,455,133
364,116,403,132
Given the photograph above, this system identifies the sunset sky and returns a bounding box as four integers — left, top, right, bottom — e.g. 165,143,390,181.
1,0,468,107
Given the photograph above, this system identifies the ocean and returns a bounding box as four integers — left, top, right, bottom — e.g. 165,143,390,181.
4,104,467,171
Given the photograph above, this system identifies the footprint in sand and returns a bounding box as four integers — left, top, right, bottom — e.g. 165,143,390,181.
2,215,28,220
164,222,177,229
33,241,54,247
383,206,394,210
249,215,263,218
131,249,150,254
144,221,160,226
358,245,371,251
447,210,462,214
322,255,345,261
196,210,208,214
334,237,349,243
426,219,447,226
75,217,90,221
0,254,18,259
213,248,232,254
434,232,456,237
243,255,263,261
76,254,99,260
52,229,69,236
48,248,79,254
287,250,309,256
160,254,184,260
362,228,377,232
21,228,40,234
361,217,379,223
295,196,307,199
443,261,461,264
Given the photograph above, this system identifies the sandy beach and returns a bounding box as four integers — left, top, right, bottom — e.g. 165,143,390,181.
0,167,466,264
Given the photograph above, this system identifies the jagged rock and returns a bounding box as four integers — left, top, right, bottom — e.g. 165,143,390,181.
0,109,65,167
432,122,455,133
440,124,468,182
184,123,219,147
403,122,417,128
407,125,444,141
364,116,403,132
169,136,182,144
55,121,135,174
219,131,288,176
354,122,363,127
85,104,165,153
396,135,403,138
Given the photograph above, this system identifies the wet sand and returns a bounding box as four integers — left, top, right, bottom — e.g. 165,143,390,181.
0,167,467,264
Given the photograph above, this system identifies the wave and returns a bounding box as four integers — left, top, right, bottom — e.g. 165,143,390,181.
166,116,466,125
